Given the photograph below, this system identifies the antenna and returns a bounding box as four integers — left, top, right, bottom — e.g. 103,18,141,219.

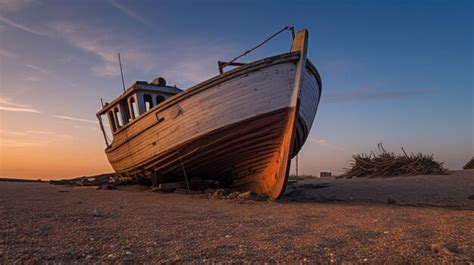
118,53,126,93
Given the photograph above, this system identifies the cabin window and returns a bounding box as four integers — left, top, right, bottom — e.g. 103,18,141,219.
129,97,138,120
143,94,153,111
114,107,123,128
156,95,166,105
120,101,131,124
108,111,117,132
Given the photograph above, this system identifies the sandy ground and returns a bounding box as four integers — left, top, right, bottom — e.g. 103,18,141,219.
0,171,473,263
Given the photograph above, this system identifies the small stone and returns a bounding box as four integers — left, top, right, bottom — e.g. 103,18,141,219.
124,251,132,255
238,191,253,200
204,188,215,194
386,197,396,204
237,191,268,201
107,254,116,259
431,242,457,255
92,208,101,217
85,255,93,260
363,258,368,262
226,192,240,199
224,235,231,238
213,189,225,198
104,185,117,190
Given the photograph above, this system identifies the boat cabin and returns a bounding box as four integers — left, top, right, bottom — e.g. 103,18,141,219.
96,77,182,144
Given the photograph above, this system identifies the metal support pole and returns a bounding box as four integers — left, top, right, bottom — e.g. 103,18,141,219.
296,154,299,185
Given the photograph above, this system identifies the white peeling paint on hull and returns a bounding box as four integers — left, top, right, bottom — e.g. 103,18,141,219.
108,58,297,168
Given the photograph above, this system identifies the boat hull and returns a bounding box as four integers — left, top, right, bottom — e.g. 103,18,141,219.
105,52,321,198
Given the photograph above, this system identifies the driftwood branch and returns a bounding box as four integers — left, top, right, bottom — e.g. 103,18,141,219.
338,143,447,179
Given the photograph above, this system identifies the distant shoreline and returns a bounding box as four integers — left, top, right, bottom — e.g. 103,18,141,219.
0,178,46,183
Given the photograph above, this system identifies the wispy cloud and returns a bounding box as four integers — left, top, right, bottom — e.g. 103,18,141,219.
0,0,35,12
0,47,17,58
24,76,41,82
73,124,100,131
0,15,47,36
0,97,41,113
54,115,98,124
159,40,237,86
48,22,156,77
163,55,223,86
0,130,61,136
0,138,43,147
23,64,55,82
26,64,53,76
2,15,232,85
324,88,435,103
107,0,150,26
0,129,27,136
309,138,345,151
0,129,73,147
47,17,238,84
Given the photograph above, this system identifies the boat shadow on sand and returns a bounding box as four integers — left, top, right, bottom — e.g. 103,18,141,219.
281,182,344,203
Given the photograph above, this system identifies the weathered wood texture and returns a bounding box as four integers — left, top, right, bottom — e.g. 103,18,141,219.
104,30,321,198
107,60,297,171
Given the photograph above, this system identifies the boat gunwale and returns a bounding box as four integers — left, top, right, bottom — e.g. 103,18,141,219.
103,51,302,147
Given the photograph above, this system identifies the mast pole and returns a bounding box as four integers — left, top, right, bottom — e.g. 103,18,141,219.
118,52,126,93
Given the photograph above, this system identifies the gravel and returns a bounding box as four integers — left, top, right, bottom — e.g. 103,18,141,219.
0,171,473,263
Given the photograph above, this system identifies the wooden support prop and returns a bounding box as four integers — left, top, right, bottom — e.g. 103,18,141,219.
151,170,160,188
178,151,191,192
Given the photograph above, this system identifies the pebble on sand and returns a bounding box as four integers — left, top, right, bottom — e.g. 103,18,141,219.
92,208,101,217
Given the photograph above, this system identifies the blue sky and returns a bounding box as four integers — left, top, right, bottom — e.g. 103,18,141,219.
0,0,472,179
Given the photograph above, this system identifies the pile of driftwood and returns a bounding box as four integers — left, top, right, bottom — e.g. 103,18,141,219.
464,157,474,170
339,143,446,179
50,173,134,187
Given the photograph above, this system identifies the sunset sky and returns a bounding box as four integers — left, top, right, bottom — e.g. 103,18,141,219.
0,0,472,179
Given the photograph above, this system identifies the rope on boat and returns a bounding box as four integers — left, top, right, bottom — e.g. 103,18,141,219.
219,26,295,72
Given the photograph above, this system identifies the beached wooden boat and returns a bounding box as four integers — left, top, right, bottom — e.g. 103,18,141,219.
97,28,322,199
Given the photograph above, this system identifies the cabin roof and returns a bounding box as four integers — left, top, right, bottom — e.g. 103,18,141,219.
97,81,183,115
